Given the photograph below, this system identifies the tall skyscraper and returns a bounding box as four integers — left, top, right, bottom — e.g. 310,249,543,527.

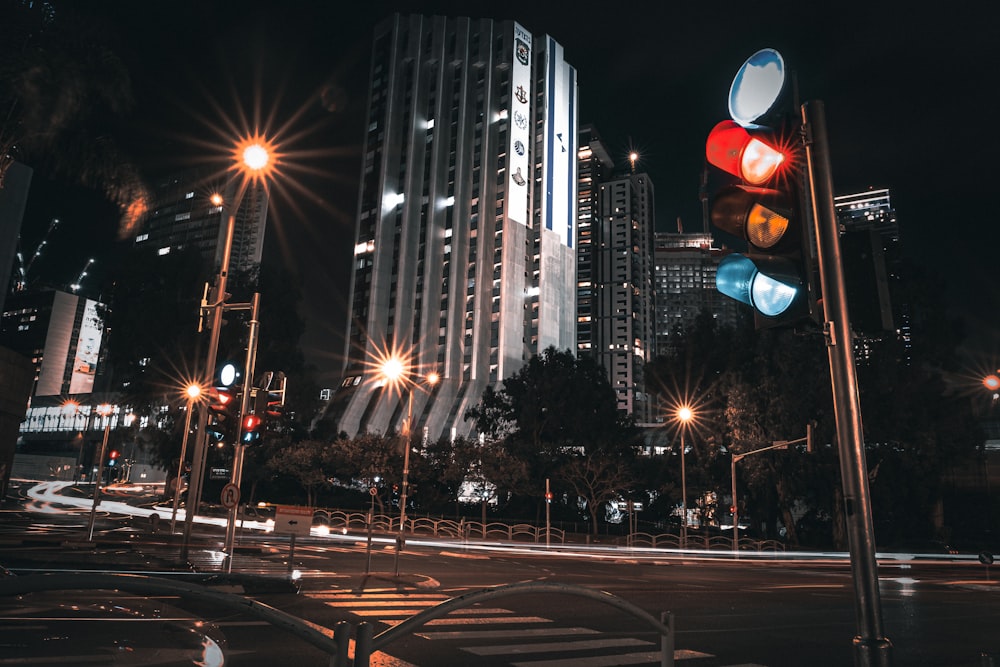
577,150,656,421
334,15,578,441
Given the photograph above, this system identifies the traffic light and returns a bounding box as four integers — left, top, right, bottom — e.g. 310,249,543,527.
707,48,819,329
215,360,242,389
254,371,287,420
241,414,263,445
108,450,120,466
205,386,236,444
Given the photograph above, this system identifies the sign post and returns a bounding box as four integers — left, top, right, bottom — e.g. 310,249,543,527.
274,505,313,575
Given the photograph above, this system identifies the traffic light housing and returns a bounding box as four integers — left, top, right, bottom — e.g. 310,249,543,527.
253,371,287,424
241,414,263,445
108,450,120,466
707,48,819,330
205,386,237,444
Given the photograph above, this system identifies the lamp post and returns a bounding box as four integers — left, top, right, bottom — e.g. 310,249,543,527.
676,405,694,548
86,403,114,541
171,383,202,534
181,136,274,561
379,358,439,574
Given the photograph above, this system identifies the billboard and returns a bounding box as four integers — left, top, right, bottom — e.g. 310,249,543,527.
68,298,103,394
507,22,532,226
543,36,576,248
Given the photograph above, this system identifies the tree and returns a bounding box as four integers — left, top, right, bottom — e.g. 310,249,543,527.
560,450,635,536
466,347,638,491
267,439,330,507
0,0,148,233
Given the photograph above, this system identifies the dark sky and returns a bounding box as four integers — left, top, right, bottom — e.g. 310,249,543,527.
15,1,1000,384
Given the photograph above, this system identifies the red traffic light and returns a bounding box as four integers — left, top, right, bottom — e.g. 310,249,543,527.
706,120,786,185
109,450,119,459
243,414,263,432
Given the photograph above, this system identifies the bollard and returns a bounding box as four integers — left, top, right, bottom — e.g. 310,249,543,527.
354,622,374,666
661,610,674,667
332,621,351,667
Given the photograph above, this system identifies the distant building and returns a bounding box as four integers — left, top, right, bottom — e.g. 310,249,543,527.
834,188,903,361
1,288,106,398
576,126,655,420
653,231,741,358
334,14,578,441
0,161,33,314
135,169,268,277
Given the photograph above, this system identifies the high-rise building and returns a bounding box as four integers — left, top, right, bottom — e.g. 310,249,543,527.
334,15,578,441
1,288,106,398
135,169,268,276
576,125,614,363
582,156,656,421
653,231,741,358
834,187,903,361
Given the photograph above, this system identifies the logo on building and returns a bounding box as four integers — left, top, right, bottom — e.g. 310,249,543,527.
515,85,528,104
516,39,529,66
514,140,525,156
513,110,528,130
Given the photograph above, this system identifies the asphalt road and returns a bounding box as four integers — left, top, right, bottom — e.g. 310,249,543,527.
2,481,999,666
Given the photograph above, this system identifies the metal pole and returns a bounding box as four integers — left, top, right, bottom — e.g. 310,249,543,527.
731,453,739,555
182,202,239,560
395,392,413,576
680,430,687,548
545,478,551,548
802,99,892,665
224,292,260,564
170,402,195,534
86,418,112,541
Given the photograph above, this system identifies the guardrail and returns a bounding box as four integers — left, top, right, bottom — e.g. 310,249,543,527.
0,573,677,667
312,509,567,544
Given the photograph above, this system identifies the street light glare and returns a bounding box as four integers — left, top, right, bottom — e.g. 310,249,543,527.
186,383,202,399
381,357,406,383
677,406,694,423
210,193,223,207
243,143,270,171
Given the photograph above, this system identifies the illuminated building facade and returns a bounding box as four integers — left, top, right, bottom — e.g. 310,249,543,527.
335,14,578,440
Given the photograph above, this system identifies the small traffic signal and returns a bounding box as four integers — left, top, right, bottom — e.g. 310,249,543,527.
215,361,242,388
241,414,263,445
205,387,236,443
254,371,287,420
108,450,120,466
707,48,819,330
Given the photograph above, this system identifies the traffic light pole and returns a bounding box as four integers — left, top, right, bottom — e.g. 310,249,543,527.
181,205,238,561
224,291,260,569
802,100,892,666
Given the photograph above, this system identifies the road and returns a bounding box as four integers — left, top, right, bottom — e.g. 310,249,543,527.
1,480,998,666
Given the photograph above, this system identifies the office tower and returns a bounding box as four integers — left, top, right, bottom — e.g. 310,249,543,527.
834,188,903,360
1,161,33,313
653,231,741,358
135,169,268,277
575,143,655,421
1,287,106,397
335,15,578,441
575,125,613,361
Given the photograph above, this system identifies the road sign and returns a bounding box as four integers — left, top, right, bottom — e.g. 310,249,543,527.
369,487,378,496
220,483,240,509
274,504,313,536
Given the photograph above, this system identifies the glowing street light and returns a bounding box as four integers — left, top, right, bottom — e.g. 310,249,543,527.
378,356,440,575
171,383,202,534
675,405,695,548
86,403,115,541
183,135,275,560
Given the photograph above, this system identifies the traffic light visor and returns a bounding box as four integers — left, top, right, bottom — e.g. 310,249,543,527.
706,121,784,185
728,48,786,128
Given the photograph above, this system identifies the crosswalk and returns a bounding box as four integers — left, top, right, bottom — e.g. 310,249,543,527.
305,587,728,666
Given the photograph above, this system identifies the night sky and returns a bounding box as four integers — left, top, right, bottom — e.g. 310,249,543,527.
12,1,999,385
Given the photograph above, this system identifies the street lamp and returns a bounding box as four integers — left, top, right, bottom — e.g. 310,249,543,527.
171,383,202,534
379,357,439,574
182,135,275,560
675,405,694,548
86,403,114,541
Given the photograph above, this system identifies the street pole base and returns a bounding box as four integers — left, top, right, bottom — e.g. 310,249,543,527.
853,635,893,667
